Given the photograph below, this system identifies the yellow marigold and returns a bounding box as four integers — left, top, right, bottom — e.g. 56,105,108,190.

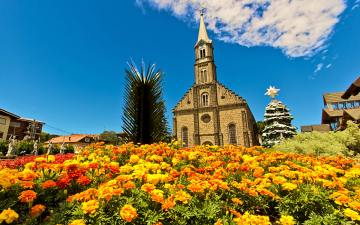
349,201,360,211
272,176,287,185
231,198,243,205
234,212,270,225
69,219,86,225
277,215,296,225
129,155,140,164
47,155,55,162
175,190,191,204
81,200,99,215
120,204,138,222
30,204,46,217
0,208,19,224
19,169,38,181
344,208,360,221
214,219,223,225
18,190,37,203
281,183,297,191
35,157,47,163
146,174,163,185
24,162,35,170
336,195,351,205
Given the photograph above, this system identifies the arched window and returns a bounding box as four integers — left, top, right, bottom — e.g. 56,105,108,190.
201,93,209,106
200,49,206,58
182,127,188,147
228,123,237,145
200,69,207,83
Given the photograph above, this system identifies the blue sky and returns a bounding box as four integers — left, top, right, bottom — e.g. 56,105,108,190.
0,0,360,135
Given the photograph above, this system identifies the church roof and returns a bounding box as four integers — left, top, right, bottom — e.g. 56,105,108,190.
196,13,212,46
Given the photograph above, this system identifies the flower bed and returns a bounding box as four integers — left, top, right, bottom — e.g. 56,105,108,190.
0,143,360,224
0,154,74,169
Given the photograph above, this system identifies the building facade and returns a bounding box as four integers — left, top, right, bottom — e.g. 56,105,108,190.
322,91,360,130
301,76,360,132
0,108,44,140
173,14,258,147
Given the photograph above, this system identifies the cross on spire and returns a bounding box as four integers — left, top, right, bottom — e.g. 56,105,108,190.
200,8,206,16
196,8,211,44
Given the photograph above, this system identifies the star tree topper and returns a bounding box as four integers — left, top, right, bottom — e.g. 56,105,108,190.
265,86,280,99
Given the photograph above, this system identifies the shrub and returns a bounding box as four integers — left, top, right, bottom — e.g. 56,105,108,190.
272,121,360,157
15,141,34,155
0,140,8,155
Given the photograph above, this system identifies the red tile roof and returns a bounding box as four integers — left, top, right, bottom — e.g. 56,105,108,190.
46,134,99,144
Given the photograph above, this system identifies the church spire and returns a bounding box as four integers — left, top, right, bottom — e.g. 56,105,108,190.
194,9,216,85
196,10,212,45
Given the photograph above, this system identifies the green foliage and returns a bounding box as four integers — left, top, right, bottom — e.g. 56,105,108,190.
99,131,119,145
16,141,34,155
122,61,170,144
0,140,7,155
40,132,59,143
303,213,354,225
272,121,360,157
278,185,335,223
256,121,265,135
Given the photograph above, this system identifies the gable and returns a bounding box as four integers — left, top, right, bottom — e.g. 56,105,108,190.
174,86,195,111
217,82,245,106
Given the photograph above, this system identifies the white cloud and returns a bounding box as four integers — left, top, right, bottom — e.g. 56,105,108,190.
352,0,360,10
137,0,346,57
314,63,324,73
326,63,332,69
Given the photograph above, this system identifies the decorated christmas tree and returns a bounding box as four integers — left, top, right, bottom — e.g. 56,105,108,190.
262,86,297,147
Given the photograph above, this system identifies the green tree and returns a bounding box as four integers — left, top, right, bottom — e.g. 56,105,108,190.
40,132,59,143
99,131,119,145
262,99,297,147
122,61,169,144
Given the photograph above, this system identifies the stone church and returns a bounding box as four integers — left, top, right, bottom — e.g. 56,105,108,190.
173,13,258,147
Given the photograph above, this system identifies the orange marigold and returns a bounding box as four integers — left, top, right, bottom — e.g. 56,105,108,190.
187,182,205,193
141,183,156,193
30,204,46,217
18,190,37,203
76,176,91,186
41,180,57,189
124,181,136,189
253,167,265,178
162,195,176,211
120,204,138,222
150,189,165,203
